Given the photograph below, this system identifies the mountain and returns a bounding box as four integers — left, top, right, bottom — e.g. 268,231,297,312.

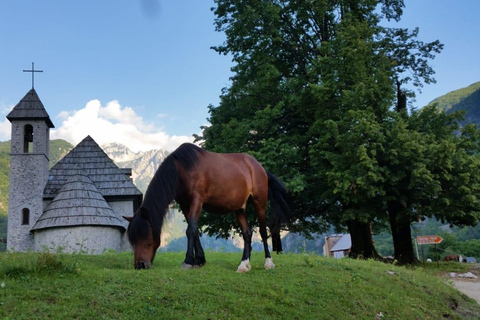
102,143,170,193
101,143,141,163
0,139,393,254
428,81,480,125
3,81,480,253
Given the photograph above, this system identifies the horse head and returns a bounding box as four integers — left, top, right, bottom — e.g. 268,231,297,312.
124,208,160,269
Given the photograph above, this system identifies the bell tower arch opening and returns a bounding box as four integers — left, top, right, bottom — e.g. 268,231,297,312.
23,124,33,153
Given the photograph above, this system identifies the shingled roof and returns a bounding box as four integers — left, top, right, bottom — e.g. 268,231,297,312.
330,234,351,252
44,136,142,199
32,174,126,231
6,89,54,128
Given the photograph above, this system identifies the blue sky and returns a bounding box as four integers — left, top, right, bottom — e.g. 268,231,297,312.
0,0,479,151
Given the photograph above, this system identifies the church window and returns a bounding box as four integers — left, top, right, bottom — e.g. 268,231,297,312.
23,124,34,153
22,208,30,225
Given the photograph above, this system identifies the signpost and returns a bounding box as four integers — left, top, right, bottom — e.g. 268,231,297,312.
417,235,443,266
417,235,443,245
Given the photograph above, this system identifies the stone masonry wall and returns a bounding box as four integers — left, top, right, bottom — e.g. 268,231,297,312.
33,226,123,254
108,200,134,251
7,120,50,252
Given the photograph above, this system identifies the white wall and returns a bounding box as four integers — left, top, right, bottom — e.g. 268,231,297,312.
33,226,123,254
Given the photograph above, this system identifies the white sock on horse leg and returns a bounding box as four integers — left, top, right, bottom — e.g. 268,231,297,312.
237,259,251,273
264,257,275,270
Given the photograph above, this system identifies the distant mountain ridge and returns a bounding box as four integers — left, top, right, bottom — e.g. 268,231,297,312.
3,81,480,252
101,143,170,193
0,140,339,253
428,81,480,123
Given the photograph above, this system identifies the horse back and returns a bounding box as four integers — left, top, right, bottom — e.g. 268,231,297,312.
175,150,268,213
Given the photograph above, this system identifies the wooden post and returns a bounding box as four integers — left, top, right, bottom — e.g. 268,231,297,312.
421,243,425,267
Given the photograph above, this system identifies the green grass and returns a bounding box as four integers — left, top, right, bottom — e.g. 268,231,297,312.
0,252,479,319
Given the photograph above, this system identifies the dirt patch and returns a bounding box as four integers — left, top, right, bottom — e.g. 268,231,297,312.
452,281,480,304
449,264,480,305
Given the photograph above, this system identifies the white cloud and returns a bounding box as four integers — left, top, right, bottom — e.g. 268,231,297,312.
0,104,13,141
57,111,70,120
51,99,194,152
0,118,11,141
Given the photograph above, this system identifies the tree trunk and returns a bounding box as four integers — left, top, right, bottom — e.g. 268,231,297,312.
346,219,382,260
396,80,407,112
388,201,419,265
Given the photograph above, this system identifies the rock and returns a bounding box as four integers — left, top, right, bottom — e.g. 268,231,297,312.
458,272,477,279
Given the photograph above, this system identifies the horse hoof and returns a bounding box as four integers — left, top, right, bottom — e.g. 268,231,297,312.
194,259,206,267
237,260,251,273
264,258,275,270
181,263,194,269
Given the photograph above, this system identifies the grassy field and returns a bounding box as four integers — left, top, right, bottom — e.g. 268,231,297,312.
0,251,479,319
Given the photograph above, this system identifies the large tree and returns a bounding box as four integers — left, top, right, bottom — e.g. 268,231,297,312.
198,0,479,262
380,106,480,264
200,0,400,235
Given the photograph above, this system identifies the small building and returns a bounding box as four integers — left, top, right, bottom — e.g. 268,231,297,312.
6,89,143,254
323,234,351,258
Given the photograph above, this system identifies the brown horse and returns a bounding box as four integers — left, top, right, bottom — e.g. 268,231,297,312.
443,254,459,262
124,143,292,272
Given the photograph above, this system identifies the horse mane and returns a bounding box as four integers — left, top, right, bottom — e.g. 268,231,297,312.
135,143,205,242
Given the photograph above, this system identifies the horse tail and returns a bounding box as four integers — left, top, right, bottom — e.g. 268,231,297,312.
267,172,293,253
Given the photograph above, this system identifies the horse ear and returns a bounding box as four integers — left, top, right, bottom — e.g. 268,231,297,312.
123,216,133,222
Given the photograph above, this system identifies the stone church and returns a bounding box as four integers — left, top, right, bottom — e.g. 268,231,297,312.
6,88,143,253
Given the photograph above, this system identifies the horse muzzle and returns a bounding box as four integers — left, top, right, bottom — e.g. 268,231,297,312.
135,261,152,270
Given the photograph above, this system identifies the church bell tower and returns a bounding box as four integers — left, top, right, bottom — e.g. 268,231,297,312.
6,89,54,251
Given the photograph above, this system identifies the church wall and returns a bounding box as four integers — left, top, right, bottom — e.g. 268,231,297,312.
43,199,51,211
7,119,50,252
7,155,49,251
33,226,123,254
108,200,134,251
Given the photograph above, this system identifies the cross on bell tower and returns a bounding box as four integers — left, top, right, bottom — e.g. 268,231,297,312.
23,62,43,89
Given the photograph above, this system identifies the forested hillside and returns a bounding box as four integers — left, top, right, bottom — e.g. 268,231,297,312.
429,81,480,119
2,80,480,258
0,142,10,250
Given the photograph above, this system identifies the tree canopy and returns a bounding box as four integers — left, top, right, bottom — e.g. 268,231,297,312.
196,0,480,264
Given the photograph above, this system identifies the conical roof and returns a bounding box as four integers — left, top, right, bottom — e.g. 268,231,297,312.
44,136,142,199
32,174,126,231
6,89,54,128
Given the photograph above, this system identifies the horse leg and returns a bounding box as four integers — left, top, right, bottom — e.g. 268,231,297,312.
235,210,252,273
254,203,275,270
181,199,202,269
182,217,197,269
193,231,206,267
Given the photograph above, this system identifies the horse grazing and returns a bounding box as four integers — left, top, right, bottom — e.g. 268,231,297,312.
443,254,459,262
124,143,292,272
